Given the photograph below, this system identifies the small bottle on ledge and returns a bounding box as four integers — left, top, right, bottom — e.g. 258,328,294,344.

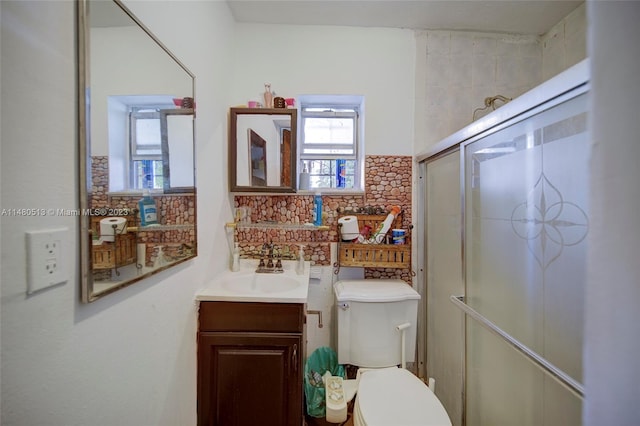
231,242,240,272
263,83,273,108
296,245,305,275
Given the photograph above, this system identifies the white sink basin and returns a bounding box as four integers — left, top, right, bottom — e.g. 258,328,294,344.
221,274,301,294
196,259,311,303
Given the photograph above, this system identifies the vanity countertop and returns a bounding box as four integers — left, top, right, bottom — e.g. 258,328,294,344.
195,259,311,303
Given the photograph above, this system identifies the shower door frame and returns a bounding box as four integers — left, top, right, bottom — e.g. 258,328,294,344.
417,59,590,426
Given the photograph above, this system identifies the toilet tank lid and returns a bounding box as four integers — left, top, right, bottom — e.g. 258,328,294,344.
334,280,420,302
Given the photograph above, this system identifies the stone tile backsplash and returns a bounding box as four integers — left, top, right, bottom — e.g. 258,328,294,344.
234,155,414,283
90,156,196,268
92,154,412,282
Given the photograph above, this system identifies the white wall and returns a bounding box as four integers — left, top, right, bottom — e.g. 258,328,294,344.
584,2,640,424
541,2,587,82
229,23,416,156
0,1,235,425
91,26,192,156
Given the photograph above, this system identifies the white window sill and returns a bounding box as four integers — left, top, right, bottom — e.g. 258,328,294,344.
107,190,194,197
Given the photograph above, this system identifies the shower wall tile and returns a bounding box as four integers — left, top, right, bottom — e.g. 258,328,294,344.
541,2,587,81
543,25,564,54
496,38,518,56
426,54,450,85
450,102,473,132
542,27,565,81
520,40,542,58
424,113,451,144
496,55,520,88
565,30,587,68
565,2,586,39
426,32,450,54
450,33,474,56
416,3,585,153
426,86,449,111
473,36,497,55
472,54,496,87
449,55,473,88
521,56,542,87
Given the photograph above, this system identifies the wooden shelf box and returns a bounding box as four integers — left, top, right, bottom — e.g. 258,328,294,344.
337,212,411,269
92,233,137,270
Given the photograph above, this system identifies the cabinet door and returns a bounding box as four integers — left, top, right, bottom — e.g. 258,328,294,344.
198,332,303,426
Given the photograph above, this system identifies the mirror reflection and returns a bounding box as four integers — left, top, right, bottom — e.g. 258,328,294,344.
249,129,268,186
161,109,195,192
229,108,297,192
79,0,197,302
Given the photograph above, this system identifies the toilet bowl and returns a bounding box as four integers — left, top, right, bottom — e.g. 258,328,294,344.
333,280,452,426
353,367,451,426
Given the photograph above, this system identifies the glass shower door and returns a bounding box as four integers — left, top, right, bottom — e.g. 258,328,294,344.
425,150,464,426
462,91,588,426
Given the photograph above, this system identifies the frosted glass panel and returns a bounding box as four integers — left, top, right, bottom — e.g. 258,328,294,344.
466,321,582,426
426,150,463,426
464,93,588,426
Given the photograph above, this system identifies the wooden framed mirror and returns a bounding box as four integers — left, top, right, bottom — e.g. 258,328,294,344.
229,108,297,193
78,0,197,302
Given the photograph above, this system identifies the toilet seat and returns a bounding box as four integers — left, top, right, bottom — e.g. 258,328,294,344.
354,368,451,426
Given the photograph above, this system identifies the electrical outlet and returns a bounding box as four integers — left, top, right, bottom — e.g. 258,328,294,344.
26,228,69,294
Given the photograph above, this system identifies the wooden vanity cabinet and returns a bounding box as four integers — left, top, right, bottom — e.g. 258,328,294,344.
197,301,305,426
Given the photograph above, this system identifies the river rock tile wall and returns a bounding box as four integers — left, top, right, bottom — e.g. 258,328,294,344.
234,155,414,284
90,156,196,270
91,156,109,207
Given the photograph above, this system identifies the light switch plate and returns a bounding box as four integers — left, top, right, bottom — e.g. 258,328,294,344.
26,228,69,294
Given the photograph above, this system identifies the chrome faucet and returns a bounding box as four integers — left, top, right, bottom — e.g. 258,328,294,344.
256,241,284,273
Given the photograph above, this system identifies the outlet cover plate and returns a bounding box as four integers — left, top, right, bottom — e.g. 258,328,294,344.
26,228,69,294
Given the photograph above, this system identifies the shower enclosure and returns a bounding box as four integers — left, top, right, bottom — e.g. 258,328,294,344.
418,60,589,426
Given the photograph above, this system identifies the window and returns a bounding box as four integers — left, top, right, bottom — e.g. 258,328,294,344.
299,97,364,190
130,108,164,190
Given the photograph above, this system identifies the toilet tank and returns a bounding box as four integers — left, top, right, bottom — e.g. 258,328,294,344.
334,279,420,368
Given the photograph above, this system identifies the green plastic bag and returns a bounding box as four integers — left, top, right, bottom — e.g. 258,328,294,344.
304,346,346,418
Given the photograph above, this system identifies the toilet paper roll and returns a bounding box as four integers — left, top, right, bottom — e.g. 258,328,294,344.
338,215,360,241
100,217,127,242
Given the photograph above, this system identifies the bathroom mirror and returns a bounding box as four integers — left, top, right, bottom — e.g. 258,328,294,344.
78,0,197,302
229,108,297,192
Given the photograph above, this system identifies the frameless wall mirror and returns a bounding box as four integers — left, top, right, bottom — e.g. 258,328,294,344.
229,108,297,192
78,0,197,302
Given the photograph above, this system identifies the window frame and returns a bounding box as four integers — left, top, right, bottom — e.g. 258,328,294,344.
129,109,164,190
298,97,364,192
130,109,162,162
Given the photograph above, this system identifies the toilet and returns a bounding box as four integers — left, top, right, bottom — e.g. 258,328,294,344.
334,279,451,426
